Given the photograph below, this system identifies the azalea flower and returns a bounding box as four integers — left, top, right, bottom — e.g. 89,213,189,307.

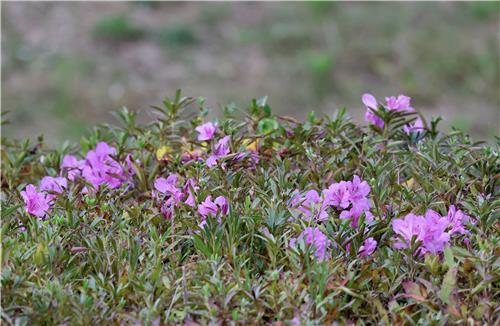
385,95,414,112
418,210,450,254
183,178,199,207
392,213,425,251
206,136,231,168
391,207,468,255
195,122,217,141
61,155,85,181
290,227,331,260
359,237,377,257
362,93,384,129
81,142,125,189
40,176,67,202
324,175,373,227
20,184,51,218
446,205,473,235
323,181,350,209
198,195,228,218
363,93,414,128
403,117,425,135
40,176,67,194
290,190,328,221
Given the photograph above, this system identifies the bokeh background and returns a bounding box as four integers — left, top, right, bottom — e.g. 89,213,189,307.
2,2,499,144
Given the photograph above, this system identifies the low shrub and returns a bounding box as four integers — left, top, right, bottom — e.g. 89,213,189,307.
1,90,498,324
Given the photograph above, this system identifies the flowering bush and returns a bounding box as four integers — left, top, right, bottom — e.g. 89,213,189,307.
1,90,498,324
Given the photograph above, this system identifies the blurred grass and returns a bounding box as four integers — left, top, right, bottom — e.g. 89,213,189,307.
1,2,499,144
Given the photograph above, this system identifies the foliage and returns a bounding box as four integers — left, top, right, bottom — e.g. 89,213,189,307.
1,90,499,325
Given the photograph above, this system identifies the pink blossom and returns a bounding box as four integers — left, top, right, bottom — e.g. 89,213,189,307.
364,109,384,129
40,176,67,202
392,210,452,255
195,122,217,141
206,136,231,168
40,176,67,194
81,142,129,189
183,178,199,207
20,184,51,218
198,195,219,218
198,195,229,220
323,181,350,209
362,93,377,109
362,93,384,129
446,205,473,235
419,210,450,254
347,175,371,202
160,203,175,220
385,95,414,112
214,196,229,215
359,237,377,257
290,227,331,260
392,213,425,250
404,117,425,135
290,190,328,221
61,155,85,181
154,174,184,208
324,175,373,227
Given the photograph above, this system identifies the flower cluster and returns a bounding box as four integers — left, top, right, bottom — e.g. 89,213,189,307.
62,142,133,190
153,174,199,219
362,93,415,129
21,176,68,219
290,175,373,228
289,227,331,260
392,205,473,255
289,175,375,260
197,195,228,229
206,136,231,168
21,142,132,219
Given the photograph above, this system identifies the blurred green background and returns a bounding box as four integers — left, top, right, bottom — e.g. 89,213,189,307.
2,2,499,143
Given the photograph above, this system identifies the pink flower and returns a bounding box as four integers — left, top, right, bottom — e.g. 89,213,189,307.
362,93,378,109
392,210,451,255
392,213,425,250
20,184,51,218
198,195,229,220
40,176,67,202
40,176,67,194
198,195,219,218
323,181,350,209
347,175,371,202
195,122,217,141
385,95,414,112
81,142,129,190
154,174,179,194
183,178,199,207
419,210,450,254
403,117,425,135
214,196,229,215
324,175,373,227
362,93,384,129
61,155,85,181
154,174,184,207
206,136,231,168
290,190,328,221
359,237,377,257
446,205,473,235
290,227,331,260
